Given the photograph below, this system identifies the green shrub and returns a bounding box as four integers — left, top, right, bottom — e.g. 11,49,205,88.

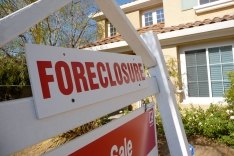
225,71,234,109
155,110,164,135
202,105,229,138
181,106,205,136
179,104,234,147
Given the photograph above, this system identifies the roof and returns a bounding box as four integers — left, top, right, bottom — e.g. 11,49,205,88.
80,14,234,49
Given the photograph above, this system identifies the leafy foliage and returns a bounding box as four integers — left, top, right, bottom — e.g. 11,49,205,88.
156,104,234,147
166,57,181,89
0,0,101,101
0,0,100,56
181,106,205,136
225,71,234,109
181,105,234,147
0,54,31,101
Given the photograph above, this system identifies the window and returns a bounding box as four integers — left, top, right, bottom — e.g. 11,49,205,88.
156,8,164,23
108,23,116,37
194,0,232,14
183,45,234,99
144,12,153,26
199,0,219,5
185,49,209,97
142,8,164,27
208,46,233,97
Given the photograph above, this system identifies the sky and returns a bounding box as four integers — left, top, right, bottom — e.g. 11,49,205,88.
116,0,136,5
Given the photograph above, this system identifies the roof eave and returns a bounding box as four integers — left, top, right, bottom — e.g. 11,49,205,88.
159,20,234,45
93,0,162,20
84,20,234,52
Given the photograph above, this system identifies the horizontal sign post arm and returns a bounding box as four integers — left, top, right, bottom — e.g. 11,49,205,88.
141,31,191,156
0,0,72,47
46,104,156,156
45,106,145,155
94,0,157,68
0,77,158,155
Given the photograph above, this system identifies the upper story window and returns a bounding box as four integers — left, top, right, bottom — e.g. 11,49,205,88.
142,8,164,27
144,12,153,26
199,0,219,5
108,23,116,37
156,8,164,23
194,0,233,14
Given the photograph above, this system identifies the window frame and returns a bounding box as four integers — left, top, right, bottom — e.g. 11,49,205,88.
180,41,234,104
144,11,154,26
141,8,164,27
107,23,116,37
194,0,233,14
198,0,219,5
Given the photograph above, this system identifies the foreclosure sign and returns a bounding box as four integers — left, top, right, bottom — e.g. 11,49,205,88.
25,44,146,118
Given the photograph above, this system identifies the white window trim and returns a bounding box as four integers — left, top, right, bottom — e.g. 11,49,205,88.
194,0,234,14
180,40,234,105
107,23,116,37
141,8,163,27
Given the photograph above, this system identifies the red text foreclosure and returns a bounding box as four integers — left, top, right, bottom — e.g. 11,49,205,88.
37,61,145,99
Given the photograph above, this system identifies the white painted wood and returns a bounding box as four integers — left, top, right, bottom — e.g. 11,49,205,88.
45,106,146,156
0,0,72,47
94,0,157,68
0,77,158,155
147,147,158,156
0,0,188,155
26,44,147,118
141,31,191,156
194,0,234,14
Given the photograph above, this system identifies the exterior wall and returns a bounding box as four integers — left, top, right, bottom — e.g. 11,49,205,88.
97,19,107,39
98,11,141,38
163,0,234,27
162,46,178,61
96,0,233,39
96,3,163,38
126,10,141,29
161,46,183,102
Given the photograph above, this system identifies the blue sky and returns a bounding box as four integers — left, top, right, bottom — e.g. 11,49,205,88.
116,0,135,5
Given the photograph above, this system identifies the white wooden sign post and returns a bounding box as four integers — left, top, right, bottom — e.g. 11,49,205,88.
0,0,190,155
94,0,191,155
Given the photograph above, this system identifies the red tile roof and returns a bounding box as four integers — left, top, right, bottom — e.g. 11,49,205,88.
80,14,234,49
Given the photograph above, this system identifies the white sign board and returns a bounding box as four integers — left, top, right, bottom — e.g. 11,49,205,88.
25,44,146,118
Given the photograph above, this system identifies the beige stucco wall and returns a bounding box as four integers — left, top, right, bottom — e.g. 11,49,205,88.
96,20,107,39
162,46,178,61
126,10,141,29
97,10,141,38
163,0,234,27
162,46,183,102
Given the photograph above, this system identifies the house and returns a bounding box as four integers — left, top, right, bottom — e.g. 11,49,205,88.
80,0,234,105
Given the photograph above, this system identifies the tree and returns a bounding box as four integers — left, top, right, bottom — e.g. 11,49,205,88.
0,0,100,54
0,0,101,101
